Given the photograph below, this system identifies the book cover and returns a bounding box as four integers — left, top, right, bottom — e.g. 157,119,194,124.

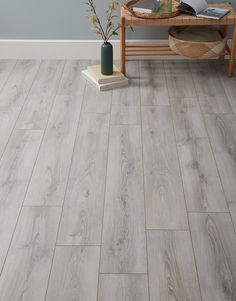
82,70,129,91
197,7,230,20
87,65,125,84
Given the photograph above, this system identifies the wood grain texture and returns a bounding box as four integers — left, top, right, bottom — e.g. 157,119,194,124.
0,130,43,272
24,95,83,206
111,105,140,125
0,60,41,157
100,125,147,273
57,60,87,96
112,61,140,107
178,137,228,212
0,207,61,301
171,97,207,143
46,246,100,301
165,60,197,99
140,60,169,106
205,113,236,227
82,81,112,113
0,60,16,91
147,230,201,301
98,274,149,301
57,113,109,245
216,62,236,116
16,60,65,130
190,61,232,114
142,106,188,229
189,213,236,301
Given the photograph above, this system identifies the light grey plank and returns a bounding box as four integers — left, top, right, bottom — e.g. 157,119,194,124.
46,246,100,301
0,60,41,157
165,60,197,99
140,60,169,106
24,95,83,206
0,60,16,91
178,137,228,212
171,97,207,143
101,125,147,273
16,60,65,130
147,230,201,301
57,113,109,245
215,61,236,116
57,60,87,96
98,274,149,301
0,207,61,301
189,213,236,301
0,130,43,272
205,114,236,227
190,61,232,114
111,105,140,125
82,81,112,113
142,106,188,229
204,114,236,153
112,61,140,106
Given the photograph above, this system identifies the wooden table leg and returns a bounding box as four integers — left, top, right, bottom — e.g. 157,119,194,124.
219,25,228,60
120,16,126,75
228,22,236,77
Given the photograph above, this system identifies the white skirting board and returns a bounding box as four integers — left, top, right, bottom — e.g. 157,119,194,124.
0,39,232,60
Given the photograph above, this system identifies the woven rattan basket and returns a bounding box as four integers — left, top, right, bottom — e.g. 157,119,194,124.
124,0,180,19
169,26,227,58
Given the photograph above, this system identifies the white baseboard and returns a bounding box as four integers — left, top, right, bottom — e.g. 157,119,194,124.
0,39,232,60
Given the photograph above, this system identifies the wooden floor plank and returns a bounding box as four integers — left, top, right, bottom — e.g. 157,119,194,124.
98,274,149,301
0,130,43,272
16,60,65,130
24,95,83,206
111,105,140,125
215,62,236,117
147,230,201,301
142,106,188,229
165,60,197,99
101,125,147,273
140,60,169,106
46,246,100,301
57,113,109,245
0,60,16,91
189,213,236,301
205,113,236,227
171,97,207,143
0,207,61,301
57,60,87,96
178,137,228,212
171,99,227,212
190,61,232,114
0,60,41,157
82,81,112,113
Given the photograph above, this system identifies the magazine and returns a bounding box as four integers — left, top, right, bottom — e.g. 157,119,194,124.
179,0,230,19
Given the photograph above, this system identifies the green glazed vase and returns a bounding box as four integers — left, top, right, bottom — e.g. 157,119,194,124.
101,42,113,75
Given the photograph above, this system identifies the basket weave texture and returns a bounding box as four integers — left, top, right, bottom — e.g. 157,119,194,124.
169,26,227,58
124,0,180,19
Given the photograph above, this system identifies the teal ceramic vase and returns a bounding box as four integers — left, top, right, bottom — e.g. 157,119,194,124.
101,42,113,75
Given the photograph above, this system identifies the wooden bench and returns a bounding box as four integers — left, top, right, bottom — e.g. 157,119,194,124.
120,3,236,77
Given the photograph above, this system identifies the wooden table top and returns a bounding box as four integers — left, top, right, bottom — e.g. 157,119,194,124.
121,3,236,26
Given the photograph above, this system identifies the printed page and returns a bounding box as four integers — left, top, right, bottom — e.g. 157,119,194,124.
182,0,208,14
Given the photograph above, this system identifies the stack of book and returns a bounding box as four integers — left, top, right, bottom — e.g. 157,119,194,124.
82,65,129,91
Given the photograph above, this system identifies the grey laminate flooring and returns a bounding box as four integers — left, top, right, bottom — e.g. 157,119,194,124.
0,59,236,301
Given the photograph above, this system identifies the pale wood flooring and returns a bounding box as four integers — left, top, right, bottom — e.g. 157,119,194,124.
0,59,236,301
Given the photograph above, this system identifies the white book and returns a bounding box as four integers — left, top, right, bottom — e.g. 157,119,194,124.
82,70,129,91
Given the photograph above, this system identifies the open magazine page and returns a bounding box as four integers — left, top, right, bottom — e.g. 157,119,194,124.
181,0,208,14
